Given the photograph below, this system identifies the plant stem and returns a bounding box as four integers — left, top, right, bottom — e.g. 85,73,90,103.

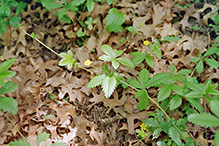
19,26,60,56
0,109,27,142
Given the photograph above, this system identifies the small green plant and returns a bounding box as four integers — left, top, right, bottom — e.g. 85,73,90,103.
0,59,18,114
0,0,26,36
85,17,97,30
208,6,219,34
105,8,126,32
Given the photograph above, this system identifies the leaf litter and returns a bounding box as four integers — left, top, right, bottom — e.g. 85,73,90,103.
0,0,218,145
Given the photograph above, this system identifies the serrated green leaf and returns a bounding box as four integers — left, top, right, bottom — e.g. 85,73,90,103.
186,98,202,113
176,69,191,76
144,118,159,127
171,84,183,96
210,100,219,117
139,69,150,88
138,90,149,111
86,0,95,12
188,113,219,127
169,95,182,110
185,82,203,92
102,76,116,98
196,60,204,73
9,139,31,146
204,58,219,69
0,81,19,96
101,45,116,58
87,74,106,88
146,73,171,88
169,126,182,145
36,132,50,146
130,52,145,65
0,58,16,73
191,57,201,63
117,57,134,68
157,85,172,102
41,0,63,11
106,8,125,32
129,79,142,89
214,130,219,146
185,91,203,98
145,55,154,67
203,47,218,57
16,1,26,15
112,59,119,69
0,97,18,114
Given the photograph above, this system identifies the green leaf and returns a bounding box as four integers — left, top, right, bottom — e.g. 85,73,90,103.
129,79,142,89
51,143,66,146
170,64,177,75
210,100,219,117
169,126,182,145
117,57,134,68
77,30,85,37
0,58,16,73
214,130,219,146
169,95,182,110
0,71,16,82
163,36,180,43
157,85,172,102
188,113,219,128
204,58,219,69
41,0,63,11
106,8,125,32
106,0,114,5
157,141,166,146
36,132,50,146
68,0,85,7
145,55,154,67
9,16,21,27
0,81,19,96
112,59,119,69
203,47,218,57
100,45,116,58
125,26,139,34
171,84,183,96
176,69,191,76
9,139,31,146
139,69,150,88
196,60,204,73
0,97,18,114
16,2,26,15
191,57,201,63
120,37,125,44
185,82,203,92
102,76,117,98
87,74,106,88
102,65,110,75
0,20,8,36
138,90,149,111
185,91,203,98
146,73,171,88
86,0,95,12
58,50,75,69
130,52,145,65
186,98,202,113
0,6,10,17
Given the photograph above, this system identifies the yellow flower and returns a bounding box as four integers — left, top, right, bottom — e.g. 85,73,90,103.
143,40,149,45
140,123,147,130
84,59,92,66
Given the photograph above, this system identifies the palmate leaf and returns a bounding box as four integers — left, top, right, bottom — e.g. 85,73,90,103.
58,50,76,69
9,139,31,146
0,97,18,114
188,113,219,127
169,126,182,145
102,76,117,98
146,73,171,88
36,132,50,146
87,74,106,88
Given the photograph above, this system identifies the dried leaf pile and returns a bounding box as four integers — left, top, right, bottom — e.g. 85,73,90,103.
0,0,218,145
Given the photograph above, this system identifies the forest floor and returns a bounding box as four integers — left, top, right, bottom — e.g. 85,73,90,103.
0,0,219,145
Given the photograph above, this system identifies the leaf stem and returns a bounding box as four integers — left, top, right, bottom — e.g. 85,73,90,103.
0,109,27,142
